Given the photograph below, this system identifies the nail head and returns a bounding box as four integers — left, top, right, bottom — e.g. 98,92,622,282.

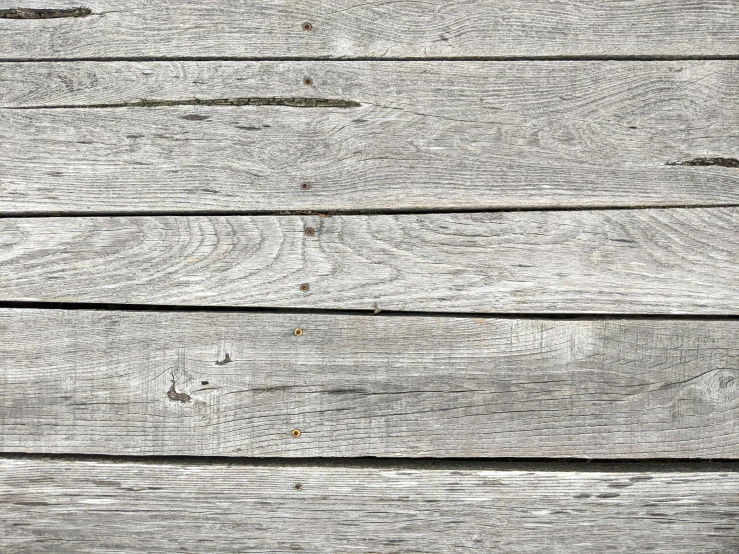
294,327,304,336
305,227,315,237
304,76,313,86
300,283,310,292
292,429,301,438
302,22,312,32
301,182,311,190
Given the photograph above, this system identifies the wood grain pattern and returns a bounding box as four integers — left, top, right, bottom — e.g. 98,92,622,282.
1,308,737,457
1,61,737,214
0,210,737,313
0,0,738,59
2,458,738,553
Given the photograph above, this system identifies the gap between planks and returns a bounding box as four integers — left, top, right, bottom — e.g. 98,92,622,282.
4,56,739,63
3,204,739,219
2,301,739,321
2,452,739,471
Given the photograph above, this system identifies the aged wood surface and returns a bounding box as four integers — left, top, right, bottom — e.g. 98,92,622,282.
0,210,737,313
1,308,737,457
2,458,738,553
1,61,737,214
0,1,738,59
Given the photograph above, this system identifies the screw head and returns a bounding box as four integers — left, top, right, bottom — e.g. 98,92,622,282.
302,22,312,32
305,227,315,237
291,429,301,438
294,327,304,336
299,283,310,292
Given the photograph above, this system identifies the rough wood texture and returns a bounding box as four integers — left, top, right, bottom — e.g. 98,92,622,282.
1,61,738,214
0,210,737,314
2,458,738,553
1,308,737,457
0,1,738,59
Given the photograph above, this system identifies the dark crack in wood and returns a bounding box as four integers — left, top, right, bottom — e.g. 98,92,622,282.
667,157,739,168
0,7,91,18
4,97,361,110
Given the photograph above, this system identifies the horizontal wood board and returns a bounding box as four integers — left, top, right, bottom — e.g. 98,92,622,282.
1,309,737,457
1,61,738,214
0,210,737,313
1,458,738,553
0,1,738,59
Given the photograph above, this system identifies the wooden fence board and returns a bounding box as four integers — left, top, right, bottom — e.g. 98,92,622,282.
2,458,738,553
1,61,737,214
0,210,737,313
0,1,738,59
1,309,737,457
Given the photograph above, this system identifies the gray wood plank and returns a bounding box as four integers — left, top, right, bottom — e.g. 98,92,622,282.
1,61,737,214
0,210,737,314
1,308,738,457
0,1,737,59
2,458,738,553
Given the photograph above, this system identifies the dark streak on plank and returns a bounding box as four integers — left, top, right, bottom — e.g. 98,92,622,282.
3,97,361,110
667,157,739,168
0,7,91,19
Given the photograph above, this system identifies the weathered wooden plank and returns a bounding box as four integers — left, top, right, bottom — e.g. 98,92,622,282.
1,61,737,214
0,1,738,59
2,458,738,553
1,308,737,457
0,210,737,314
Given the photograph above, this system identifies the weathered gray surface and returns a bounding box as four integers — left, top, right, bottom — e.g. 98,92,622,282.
1,210,737,313
1,308,737,457
1,61,737,214
0,0,738,59
2,458,738,553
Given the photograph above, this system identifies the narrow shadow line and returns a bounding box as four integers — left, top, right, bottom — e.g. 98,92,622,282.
0,300,737,320
1,55,738,63
2,204,738,219
1,452,737,472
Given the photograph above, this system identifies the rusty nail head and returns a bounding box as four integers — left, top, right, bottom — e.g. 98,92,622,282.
305,227,315,237
292,429,301,438
301,182,311,190
302,22,312,31
300,283,310,292
294,483,303,490
304,76,313,86
294,327,304,336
